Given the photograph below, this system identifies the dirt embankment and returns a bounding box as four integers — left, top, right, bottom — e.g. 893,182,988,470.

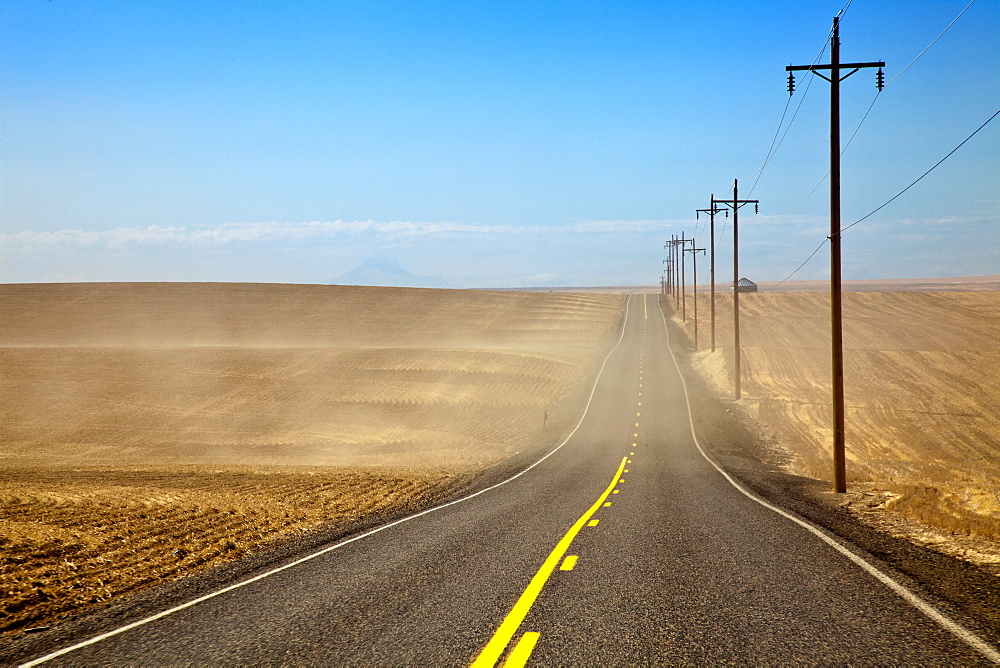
667,288,1000,572
0,282,625,636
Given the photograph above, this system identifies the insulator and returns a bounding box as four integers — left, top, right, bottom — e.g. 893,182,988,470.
755,203,759,214
876,67,885,91
787,71,796,96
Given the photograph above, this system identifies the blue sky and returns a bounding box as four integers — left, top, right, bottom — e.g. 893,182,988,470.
2,0,997,287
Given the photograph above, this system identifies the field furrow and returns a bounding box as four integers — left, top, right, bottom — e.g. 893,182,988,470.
677,290,1000,568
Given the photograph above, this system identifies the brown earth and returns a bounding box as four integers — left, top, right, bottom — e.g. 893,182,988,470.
670,287,1000,573
0,282,625,635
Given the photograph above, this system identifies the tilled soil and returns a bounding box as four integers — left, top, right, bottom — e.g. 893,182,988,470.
0,465,469,635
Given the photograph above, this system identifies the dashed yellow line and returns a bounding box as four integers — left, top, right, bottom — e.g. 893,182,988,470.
471,456,628,667
559,556,578,571
587,519,600,527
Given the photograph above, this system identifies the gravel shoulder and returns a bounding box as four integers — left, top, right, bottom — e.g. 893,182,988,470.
663,309,1000,645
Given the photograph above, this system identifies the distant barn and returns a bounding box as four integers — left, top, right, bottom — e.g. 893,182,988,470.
732,278,758,293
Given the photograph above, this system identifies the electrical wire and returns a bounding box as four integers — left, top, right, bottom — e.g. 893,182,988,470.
885,0,976,88
762,108,998,289
743,32,831,200
838,108,999,237
769,89,882,218
761,0,977,222
761,238,828,292
704,0,982,292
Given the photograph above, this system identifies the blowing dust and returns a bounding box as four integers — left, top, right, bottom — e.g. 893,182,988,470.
673,287,1000,572
0,282,626,635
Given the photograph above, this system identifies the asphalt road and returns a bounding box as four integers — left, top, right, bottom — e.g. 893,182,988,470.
19,294,999,665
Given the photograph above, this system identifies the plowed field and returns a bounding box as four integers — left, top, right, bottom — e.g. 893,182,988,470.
0,283,624,634
672,289,1000,569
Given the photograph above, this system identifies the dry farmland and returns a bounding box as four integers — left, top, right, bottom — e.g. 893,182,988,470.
673,287,1000,569
0,282,624,633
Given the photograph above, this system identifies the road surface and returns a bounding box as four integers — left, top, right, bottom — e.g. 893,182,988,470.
18,295,999,665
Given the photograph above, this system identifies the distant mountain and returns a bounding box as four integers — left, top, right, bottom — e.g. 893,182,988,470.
327,258,452,288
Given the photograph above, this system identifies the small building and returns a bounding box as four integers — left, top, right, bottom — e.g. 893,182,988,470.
732,278,758,293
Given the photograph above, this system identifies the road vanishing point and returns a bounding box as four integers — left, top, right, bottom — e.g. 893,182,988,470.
17,295,1000,665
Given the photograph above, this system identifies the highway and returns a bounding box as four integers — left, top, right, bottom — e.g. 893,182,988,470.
18,294,999,665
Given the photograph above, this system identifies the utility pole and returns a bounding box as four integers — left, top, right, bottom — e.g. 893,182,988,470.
677,232,686,311
713,180,758,401
669,237,676,297
685,242,706,350
663,240,671,300
680,236,690,322
787,15,884,494
667,237,684,310
697,199,726,353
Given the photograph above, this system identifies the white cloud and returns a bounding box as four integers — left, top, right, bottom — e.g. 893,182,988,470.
571,219,687,233
0,220,535,248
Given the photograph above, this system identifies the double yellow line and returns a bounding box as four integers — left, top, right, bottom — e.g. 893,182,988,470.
471,455,629,667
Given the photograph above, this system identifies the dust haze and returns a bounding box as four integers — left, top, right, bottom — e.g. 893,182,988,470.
671,287,1000,570
0,282,625,634
1,283,624,470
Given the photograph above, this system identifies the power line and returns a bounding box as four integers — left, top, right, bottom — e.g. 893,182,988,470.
743,33,831,200
885,0,976,88
760,0,977,221
771,89,882,218
709,1,979,284
762,239,827,292
839,108,999,237
762,107,998,290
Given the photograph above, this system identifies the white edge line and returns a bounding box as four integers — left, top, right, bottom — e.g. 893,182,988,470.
20,295,635,667
656,297,1000,664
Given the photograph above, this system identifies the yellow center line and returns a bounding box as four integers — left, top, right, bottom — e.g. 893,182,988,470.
471,456,628,667
503,632,540,668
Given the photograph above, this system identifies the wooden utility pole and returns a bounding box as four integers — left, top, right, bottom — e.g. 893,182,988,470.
697,200,725,353
787,16,884,493
667,237,684,310
685,242,706,350
680,236,689,322
663,240,672,299
713,180,758,401
678,232,686,311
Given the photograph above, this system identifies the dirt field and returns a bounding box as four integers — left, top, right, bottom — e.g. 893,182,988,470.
670,287,1000,571
0,282,624,634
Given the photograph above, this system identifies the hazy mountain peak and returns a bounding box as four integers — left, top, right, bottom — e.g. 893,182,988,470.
327,258,451,288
